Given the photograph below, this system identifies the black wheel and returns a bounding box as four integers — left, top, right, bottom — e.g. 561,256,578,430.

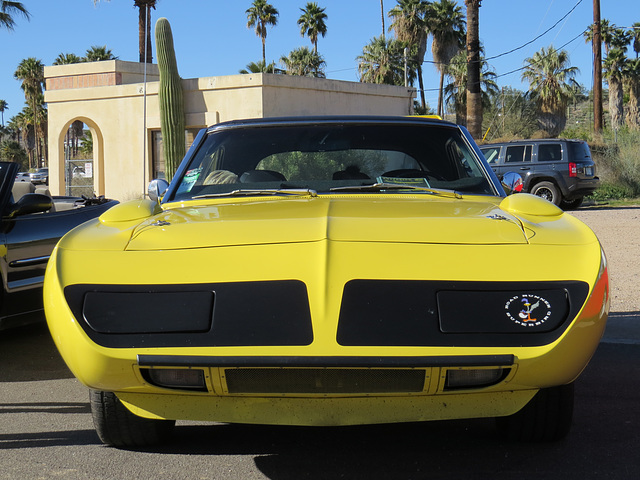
530,181,562,205
560,196,583,210
496,383,574,442
90,389,175,448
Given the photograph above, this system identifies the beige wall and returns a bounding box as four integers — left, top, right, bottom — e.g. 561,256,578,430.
45,61,415,201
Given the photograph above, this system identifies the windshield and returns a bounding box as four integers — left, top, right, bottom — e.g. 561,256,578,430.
170,123,496,201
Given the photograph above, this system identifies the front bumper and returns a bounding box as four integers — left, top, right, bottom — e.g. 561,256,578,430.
44,238,609,425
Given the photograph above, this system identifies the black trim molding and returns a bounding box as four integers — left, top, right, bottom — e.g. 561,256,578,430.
137,354,515,368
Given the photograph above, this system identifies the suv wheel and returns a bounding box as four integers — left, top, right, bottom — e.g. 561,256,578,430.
560,196,583,210
531,181,561,205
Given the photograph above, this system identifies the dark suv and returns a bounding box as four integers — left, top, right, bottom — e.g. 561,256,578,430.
480,139,600,209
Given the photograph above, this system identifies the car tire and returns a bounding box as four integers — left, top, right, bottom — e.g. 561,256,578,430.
495,383,574,442
90,389,175,448
531,181,561,205
560,196,584,210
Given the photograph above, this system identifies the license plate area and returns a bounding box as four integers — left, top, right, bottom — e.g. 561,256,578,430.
222,368,429,395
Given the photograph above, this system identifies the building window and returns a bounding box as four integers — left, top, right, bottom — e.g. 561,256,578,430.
151,129,201,180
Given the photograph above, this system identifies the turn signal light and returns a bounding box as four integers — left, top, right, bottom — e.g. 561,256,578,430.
143,368,207,391
445,368,508,390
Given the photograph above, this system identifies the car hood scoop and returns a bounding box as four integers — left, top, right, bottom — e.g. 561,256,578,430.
126,197,528,251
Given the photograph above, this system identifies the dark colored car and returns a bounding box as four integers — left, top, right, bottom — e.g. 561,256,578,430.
480,139,600,209
0,161,118,330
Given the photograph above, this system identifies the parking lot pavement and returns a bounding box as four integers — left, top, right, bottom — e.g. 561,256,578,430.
1,317,639,480
602,311,640,345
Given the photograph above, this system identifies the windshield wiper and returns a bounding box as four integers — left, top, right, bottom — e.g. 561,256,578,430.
329,182,463,199
193,188,318,199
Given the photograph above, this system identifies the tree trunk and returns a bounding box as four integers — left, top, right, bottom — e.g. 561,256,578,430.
438,70,445,117
32,99,39,168
417,64,426,110
465,0,482,139
380,0,385,39
609,78,624,130
626,81,640,129
592,0,603,134
138,5,153,63
455,103,467,126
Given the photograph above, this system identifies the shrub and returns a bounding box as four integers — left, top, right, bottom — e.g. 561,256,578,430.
587,182,633,201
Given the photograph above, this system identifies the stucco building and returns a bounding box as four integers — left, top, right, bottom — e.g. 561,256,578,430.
44,60,415,201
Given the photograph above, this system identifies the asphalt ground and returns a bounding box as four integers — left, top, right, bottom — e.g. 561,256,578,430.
0,314,638,480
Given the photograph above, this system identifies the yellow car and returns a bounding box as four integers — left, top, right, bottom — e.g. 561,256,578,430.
44,116,609,448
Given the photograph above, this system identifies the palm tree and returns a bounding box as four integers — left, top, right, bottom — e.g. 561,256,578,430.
53,53,84,65
52,52,86,157
380,0,385,38
239,60,277,74
134,0,157,62
298,2,327,55
388,0,431,109
0,0,30,30
632,22,640,59
246,0,279,67
357,36,412,86
14,57,45,168
465,0,482,138
624,58,640,129
521,45,579,137
584,19,630,55
93,1,157,63
603,48,627,130
6,114,22,141
0,99,7,127
281,47,326,77
444,49,497,126
84,45,117,62
0,139,28,168
427,0,466,118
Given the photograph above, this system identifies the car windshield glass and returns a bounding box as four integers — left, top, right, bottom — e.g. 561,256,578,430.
171,123,495,201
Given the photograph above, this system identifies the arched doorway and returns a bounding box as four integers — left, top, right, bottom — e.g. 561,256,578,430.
57,117,104,197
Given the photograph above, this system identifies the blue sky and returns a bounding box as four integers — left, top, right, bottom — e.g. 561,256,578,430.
0,0,637,123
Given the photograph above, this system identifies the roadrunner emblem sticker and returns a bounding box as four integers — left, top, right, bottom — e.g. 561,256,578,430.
505,295,552,327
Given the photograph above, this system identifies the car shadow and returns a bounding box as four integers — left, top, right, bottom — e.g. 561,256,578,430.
136,343,640,478
0,429,99,450
578,204,640,212
0,322,74,382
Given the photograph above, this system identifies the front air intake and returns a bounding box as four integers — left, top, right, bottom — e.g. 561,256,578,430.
224,368,427,394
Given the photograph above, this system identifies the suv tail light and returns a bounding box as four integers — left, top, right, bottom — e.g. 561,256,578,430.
569,162,577,177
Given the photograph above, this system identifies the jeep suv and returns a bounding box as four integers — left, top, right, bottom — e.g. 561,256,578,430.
480,139,599,209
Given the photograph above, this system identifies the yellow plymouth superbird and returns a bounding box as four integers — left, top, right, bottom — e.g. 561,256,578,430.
44,116,609,448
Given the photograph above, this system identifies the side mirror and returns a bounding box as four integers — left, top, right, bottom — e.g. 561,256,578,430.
148,179,170,203
501,172,523,195
5,193,53,218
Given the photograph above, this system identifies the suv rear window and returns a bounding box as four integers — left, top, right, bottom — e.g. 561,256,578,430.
538,144,562,162
505,145,532,163
568,142,591,160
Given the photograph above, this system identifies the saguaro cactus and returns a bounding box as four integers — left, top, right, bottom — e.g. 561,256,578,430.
155,17,185,181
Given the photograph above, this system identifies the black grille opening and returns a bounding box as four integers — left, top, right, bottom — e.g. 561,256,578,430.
224,368,427,394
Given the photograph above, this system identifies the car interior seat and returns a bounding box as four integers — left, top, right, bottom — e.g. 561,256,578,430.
239,170,287,183
11,181,35,203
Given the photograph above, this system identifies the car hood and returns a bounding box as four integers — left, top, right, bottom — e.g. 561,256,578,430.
123,196,530,251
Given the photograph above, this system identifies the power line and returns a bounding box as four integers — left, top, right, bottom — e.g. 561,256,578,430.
494,28,588,80
484,0,585,62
